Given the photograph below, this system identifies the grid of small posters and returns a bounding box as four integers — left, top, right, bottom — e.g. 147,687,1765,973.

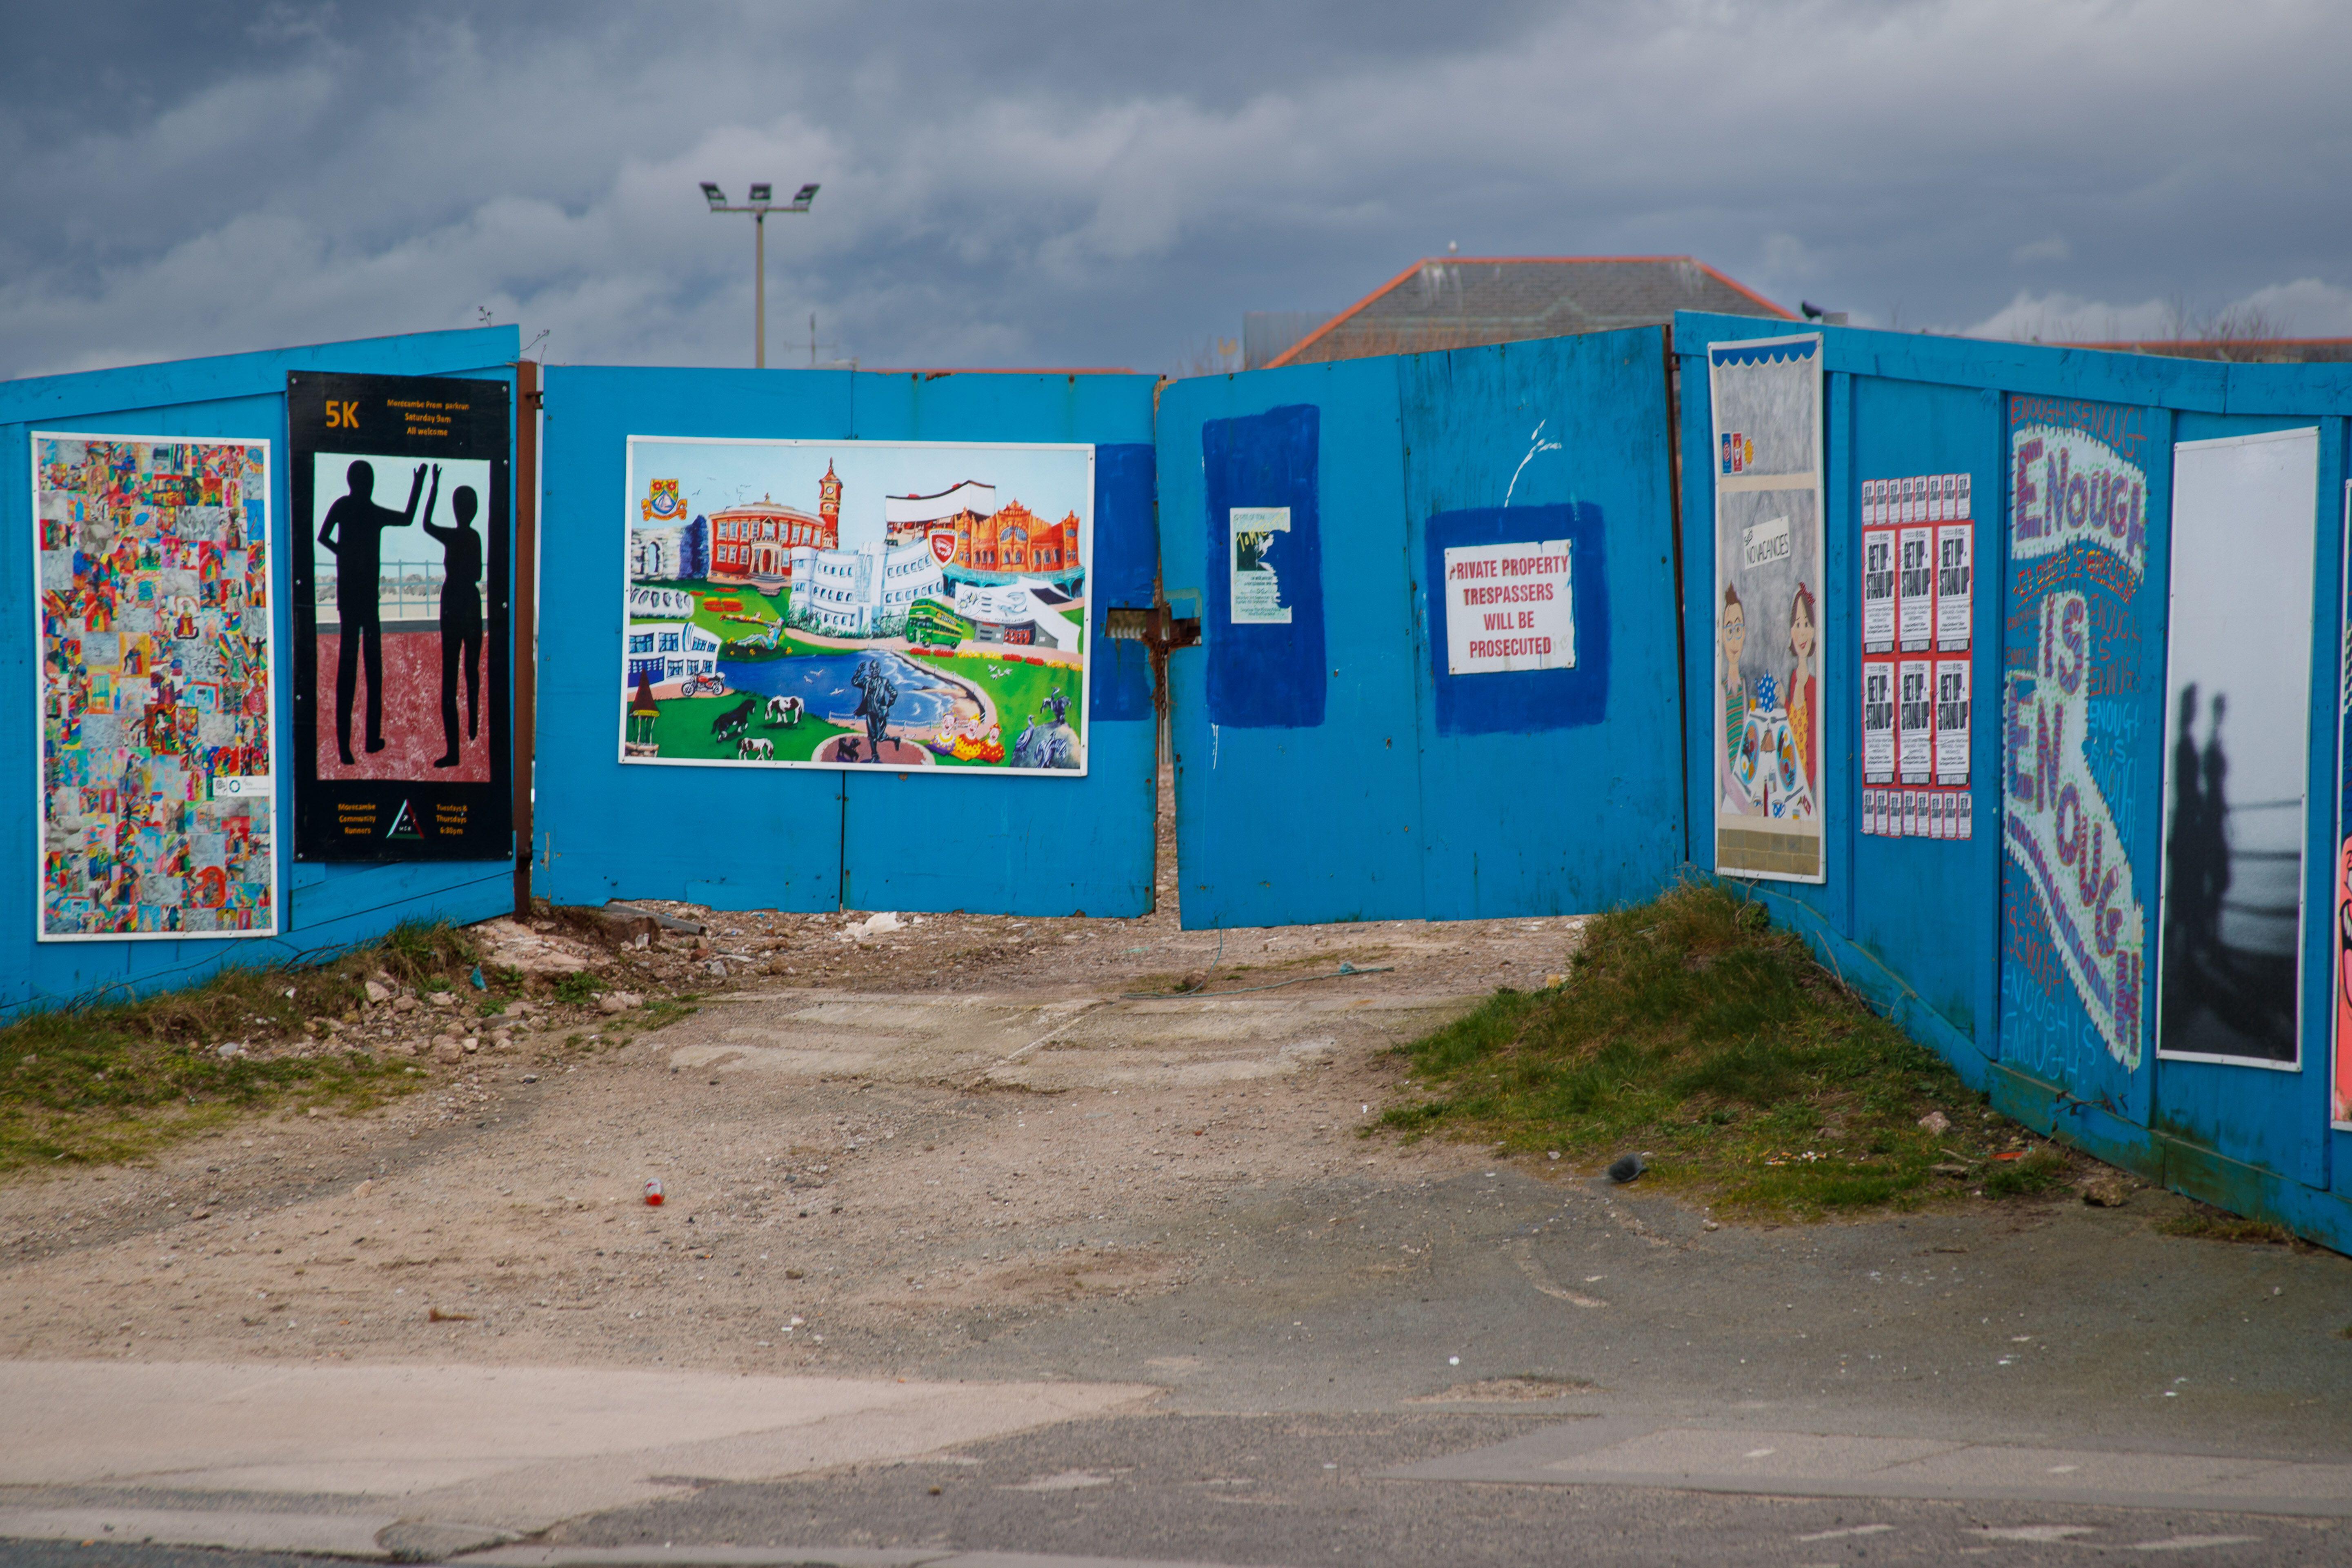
1861,472,1972,839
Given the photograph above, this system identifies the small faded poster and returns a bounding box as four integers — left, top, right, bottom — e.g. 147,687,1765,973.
1230,506,1293,625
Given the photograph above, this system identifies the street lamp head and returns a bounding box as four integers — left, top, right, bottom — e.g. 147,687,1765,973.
791,182,820,210
748,182,772,204
700,181,727,209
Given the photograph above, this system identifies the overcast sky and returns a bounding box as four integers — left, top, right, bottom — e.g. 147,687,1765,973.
5,0,2349,380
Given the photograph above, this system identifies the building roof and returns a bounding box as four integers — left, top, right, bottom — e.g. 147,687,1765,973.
1268,256,1791,367
707,497,822,524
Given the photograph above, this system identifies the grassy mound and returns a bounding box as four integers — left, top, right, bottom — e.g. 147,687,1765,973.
1380,881,2045,1217
0,921,480,1174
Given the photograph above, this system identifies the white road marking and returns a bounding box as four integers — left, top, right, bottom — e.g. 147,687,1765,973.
1973,1524,2097,1542
2127,1537,2260,1552
1796,1523,1896,1542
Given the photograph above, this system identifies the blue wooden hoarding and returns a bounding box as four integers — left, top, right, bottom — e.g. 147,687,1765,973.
1675,309,2352,1254
0,327,520,1012
529,367,1160,918
1158,328,1687,929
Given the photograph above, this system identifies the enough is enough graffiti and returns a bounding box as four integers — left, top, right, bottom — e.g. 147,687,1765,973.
2003,589,2146,1068
2013,425,2146,577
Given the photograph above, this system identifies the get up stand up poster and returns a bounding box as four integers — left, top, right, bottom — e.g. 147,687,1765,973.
288,371,511,861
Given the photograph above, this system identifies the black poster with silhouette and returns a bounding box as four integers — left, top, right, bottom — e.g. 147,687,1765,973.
289,371,511,861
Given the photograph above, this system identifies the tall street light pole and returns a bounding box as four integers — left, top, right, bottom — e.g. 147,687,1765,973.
700,180,818,368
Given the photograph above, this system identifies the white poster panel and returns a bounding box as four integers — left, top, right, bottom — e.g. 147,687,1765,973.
1935,521,1973,652
1898,657,1933,786
2158,426,2319,1068
1898,524,1933,652
1442,539,1574,674
1935,656,1971,786
1862,525,1896,654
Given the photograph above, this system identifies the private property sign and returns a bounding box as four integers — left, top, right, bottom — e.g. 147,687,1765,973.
1442,539,1574,674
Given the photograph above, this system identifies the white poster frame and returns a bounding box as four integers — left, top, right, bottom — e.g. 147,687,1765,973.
619,434,1095,779
2155,426,2319,1071
1708,332,1828,885
29,430,279,942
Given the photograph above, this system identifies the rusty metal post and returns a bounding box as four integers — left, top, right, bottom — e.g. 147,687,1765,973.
512,358,542,917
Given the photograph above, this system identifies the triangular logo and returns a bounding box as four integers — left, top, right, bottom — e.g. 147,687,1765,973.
385,799,423,840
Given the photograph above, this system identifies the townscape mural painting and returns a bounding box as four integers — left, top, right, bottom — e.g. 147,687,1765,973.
1709,334,1826,883
621,437,1094,775
31,433,276,939
289,371,513,861
2159,428,2318,1070
2001,396,2154,1082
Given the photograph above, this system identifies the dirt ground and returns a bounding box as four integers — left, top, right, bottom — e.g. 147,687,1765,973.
0,818,1584,1372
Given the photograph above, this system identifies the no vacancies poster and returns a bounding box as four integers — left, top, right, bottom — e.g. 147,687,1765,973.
1709,334,1826,883
288,371,511,860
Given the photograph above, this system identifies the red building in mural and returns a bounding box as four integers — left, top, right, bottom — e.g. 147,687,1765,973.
710,461,841,584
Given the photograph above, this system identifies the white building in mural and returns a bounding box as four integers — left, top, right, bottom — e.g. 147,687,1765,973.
628,585,694,617
630,514,709,581
786,538,947,637
953,578,1080,649
622,620,723,691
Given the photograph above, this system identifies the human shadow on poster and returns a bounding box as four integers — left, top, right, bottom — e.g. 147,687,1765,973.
289,371,511,860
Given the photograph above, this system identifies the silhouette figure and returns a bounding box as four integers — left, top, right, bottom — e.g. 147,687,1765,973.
2164,684,2210,1022
2200,693,2231,954
420,466,484,768
319,460,426,763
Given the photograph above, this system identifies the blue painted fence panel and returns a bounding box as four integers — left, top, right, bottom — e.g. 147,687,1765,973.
531,367,1159,919
0,328,519,1014
1160,329,1684,930
1400,333,1683,920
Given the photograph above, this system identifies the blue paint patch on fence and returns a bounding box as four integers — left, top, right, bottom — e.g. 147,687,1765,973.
1090,440,1156,724
1204,404,1325,729
1423,503,1609,736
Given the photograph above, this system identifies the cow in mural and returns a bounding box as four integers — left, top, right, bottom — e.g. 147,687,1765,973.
711,696,756,741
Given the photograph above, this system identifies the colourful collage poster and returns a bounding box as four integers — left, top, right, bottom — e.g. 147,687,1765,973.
32,434,276,939
1709,334,1826,883
619,437,1094,776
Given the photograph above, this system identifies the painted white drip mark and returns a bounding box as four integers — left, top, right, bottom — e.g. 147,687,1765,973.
1504,419,1566,508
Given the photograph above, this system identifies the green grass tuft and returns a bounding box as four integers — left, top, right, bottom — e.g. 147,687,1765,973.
0,921,484,1176
1380,880,2054,1219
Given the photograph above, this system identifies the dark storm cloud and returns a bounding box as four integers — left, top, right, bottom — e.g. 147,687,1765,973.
4,0,2349,379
